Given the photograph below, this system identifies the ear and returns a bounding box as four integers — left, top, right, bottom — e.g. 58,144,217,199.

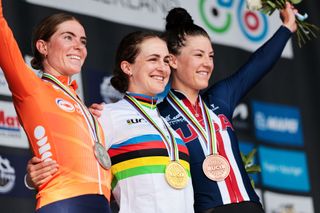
120,61,133,76
169,54,178,70
36,40,48,56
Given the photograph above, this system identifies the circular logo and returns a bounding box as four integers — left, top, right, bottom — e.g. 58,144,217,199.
237,0,268,41
56,98,75,112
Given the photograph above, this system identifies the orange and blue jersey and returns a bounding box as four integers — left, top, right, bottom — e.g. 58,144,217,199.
0,3,111,209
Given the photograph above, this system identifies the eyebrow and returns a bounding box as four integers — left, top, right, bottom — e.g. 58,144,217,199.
148,53,160,57
61,31,87,41
193,49,214,55
147,54,170,59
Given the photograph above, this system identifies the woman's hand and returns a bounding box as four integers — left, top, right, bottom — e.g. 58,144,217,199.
89,103,104,118
26,157,59,189
280,2,298,33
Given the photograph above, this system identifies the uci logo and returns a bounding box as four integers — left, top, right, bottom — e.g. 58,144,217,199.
127,118,144,125
199,0,268,42
56,98,75,112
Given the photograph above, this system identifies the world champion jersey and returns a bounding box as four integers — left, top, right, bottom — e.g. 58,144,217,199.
0,6,111,209
158,26,292,212
99,94,194,213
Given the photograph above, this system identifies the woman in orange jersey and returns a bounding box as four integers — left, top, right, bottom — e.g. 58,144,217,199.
0,1,112,212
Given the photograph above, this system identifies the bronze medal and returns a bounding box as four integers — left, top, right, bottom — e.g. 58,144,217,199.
93,142,111,169
165,161,189,189
202,154,230,182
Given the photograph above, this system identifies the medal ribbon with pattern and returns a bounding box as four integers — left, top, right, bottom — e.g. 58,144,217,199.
167,91,217,156
124,94,179,161
167,91,230,181
125,94,188,189
42,73,111,169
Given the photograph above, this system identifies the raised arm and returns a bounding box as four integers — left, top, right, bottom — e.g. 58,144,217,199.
204,2,297,114
0,0,39,99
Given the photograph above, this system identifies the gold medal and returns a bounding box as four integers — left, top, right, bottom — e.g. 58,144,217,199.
165,161,188,189
93,142,111,169
202,154,230,182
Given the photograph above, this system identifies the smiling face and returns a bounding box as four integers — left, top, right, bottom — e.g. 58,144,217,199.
171,35,214,97
38,20,87,76
124,37,171,96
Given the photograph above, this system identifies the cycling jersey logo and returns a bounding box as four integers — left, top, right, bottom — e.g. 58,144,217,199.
56,98,75,112
127,118,147,125
165,114,184,126
210,103,219,111
34,126,53,161
0,155,16,193
199,0,268,42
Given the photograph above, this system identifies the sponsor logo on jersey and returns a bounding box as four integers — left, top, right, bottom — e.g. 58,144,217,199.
165,113,184,125
34,125,52,161
259,146,310,192
56,98,75,112
127,118,144,125
0,101,29,148
210,103,219,111
0,155,15,193
252,101,303,146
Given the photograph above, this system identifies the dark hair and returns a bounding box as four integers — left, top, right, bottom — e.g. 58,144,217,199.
163,7,210,55
111,31,161,93
31,13,81,70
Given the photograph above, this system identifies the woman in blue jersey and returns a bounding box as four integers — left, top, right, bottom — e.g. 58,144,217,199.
26,31,194,213
157,3,297,213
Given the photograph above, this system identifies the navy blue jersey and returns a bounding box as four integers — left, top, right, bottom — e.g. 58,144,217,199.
158,26,292,212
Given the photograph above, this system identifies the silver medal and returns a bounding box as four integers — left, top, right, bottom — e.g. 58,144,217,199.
93,142,111,169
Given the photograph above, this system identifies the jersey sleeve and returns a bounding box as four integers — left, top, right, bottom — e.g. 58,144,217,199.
204,26,292,115
0,2,40,100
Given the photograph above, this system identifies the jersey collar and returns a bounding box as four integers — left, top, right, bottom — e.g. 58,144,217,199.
126,92,158,109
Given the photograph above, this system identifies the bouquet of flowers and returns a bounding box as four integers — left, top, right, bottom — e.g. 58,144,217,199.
246,0,320,47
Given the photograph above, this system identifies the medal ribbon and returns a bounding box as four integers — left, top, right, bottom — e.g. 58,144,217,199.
42,73,101,144
167,91,217,156
124,94,180,161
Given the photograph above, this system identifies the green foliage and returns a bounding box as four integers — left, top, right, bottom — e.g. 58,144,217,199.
241,148,261,188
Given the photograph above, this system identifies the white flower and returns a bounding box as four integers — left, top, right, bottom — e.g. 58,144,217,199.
246,0,262,11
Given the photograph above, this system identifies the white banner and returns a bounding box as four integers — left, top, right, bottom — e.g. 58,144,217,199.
26,0,293,58
0,101,29,149
264,191,314,213
0,68,11,96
